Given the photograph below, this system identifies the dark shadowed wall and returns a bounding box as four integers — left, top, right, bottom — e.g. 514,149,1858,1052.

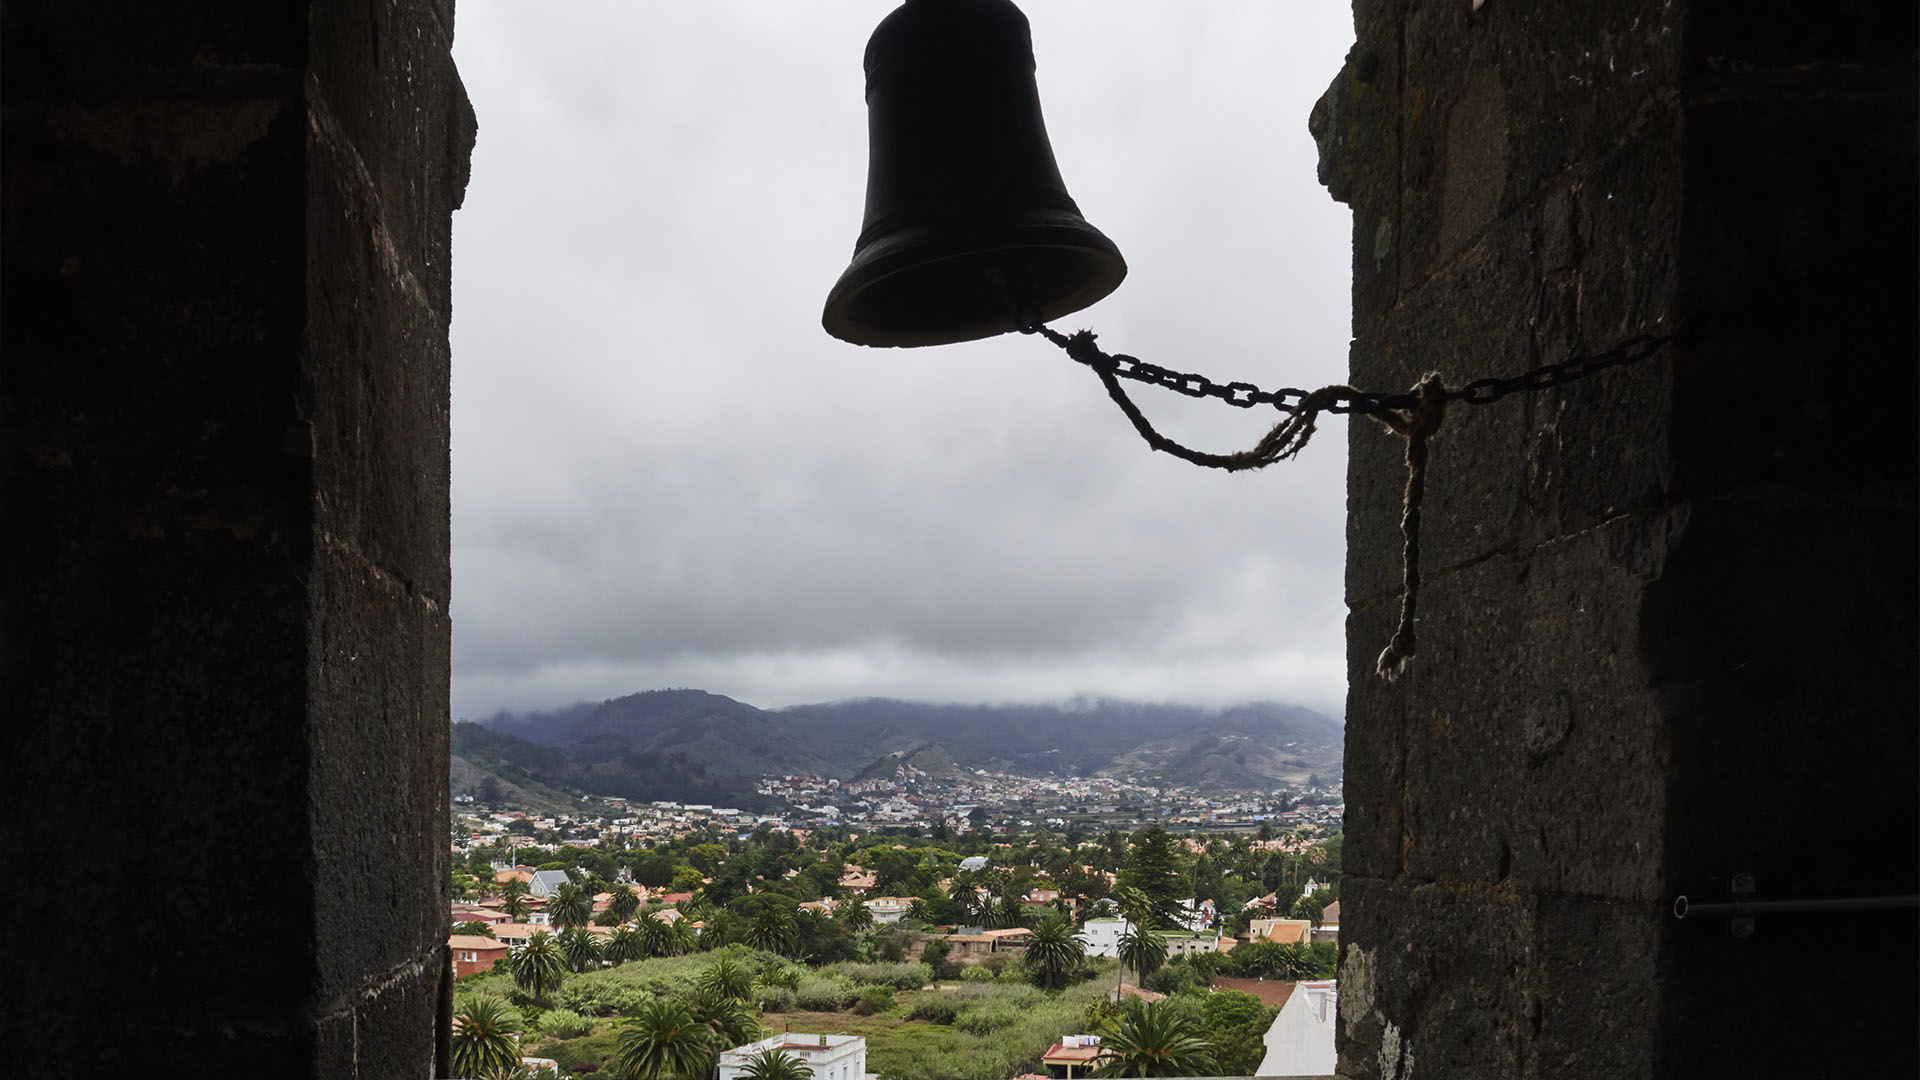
1322,1,1915,1077
4,1,472,1074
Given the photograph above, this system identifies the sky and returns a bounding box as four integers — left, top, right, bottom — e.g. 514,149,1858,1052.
449,2,1358,721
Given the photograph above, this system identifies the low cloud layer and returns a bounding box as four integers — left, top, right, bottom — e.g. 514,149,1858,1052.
451,2,1356,719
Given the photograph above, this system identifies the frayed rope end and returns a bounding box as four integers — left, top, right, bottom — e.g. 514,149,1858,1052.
1375,630,1416,680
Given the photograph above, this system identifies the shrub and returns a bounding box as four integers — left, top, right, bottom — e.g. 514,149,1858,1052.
755,963,804,990
754,986,796,1013
851,986,895,1015
959,965,995,984
1145,965,1202,996
793,976,859,1011
954,1001,1020,1036
827,961,932,990
535,1009,594,1039
906,998,960,1024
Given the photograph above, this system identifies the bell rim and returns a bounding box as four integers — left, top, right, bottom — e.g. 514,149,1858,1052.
822,220,1127,348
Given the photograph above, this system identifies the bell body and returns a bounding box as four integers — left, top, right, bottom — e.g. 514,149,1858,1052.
822,0,1127,348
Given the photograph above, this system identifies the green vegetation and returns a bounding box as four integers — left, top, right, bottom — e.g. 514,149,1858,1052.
450,995,523,1078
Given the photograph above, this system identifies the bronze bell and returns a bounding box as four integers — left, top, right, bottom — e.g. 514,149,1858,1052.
822,0,1127,348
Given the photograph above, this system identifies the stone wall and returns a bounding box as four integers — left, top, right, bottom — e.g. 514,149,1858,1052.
4,1,472,1074
1321,1,1914,1077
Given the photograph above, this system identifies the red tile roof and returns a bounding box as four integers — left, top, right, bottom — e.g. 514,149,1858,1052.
1210,977,1298,1008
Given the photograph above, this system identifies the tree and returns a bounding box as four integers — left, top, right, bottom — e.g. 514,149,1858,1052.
608,886,643,925
1023,914,1087,990
508,930,566,1001
604,926,645,965
920,936,956,981
452,920,497,938
985,894,1029,930
503,892,529,922
744,906,797,956
450,996,524,1079
1094,1001,1217,1077
835,899,874,934
689,985,763,1050
635,911,674,958
1117,827,1186,930
611,1000,713,1080
738,1048,814,1080
697,958,754,1003
558,926,601,973
549,882,592,930
1117,925,1167,989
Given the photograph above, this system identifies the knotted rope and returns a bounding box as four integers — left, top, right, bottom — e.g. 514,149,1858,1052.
1371,373,1447,679
1027,323,1456,680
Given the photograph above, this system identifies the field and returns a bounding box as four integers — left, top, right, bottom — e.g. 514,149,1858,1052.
463,950,1124,1080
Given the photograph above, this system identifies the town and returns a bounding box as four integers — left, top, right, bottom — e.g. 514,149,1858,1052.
445,769,1344,1079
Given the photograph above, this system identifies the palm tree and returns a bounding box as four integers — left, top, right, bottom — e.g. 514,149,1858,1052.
508,930,566,1001
667,919,698,956
609,886,643,925
906,897,931,924
549,882,592,930
1116,924,1166,989
689,985,763,1050
604,926,645,966
501,879,530,922
985,894,1028,930
697,958,753,1003
635,911,674,958
450,996,524,1079
835,898,874,934
738,1048,814,1080
947,877,981,921
1093,1001,1216,1077
611,999,713,1080
744,907,797,957
558,926,601,973
1023,914,1087,990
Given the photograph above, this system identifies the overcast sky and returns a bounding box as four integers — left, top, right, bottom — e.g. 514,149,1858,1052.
448,2,1357,721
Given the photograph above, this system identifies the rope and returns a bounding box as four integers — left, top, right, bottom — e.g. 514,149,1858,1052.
1371,374,1447,679
1032,326,1358,471
1021,323,1662,682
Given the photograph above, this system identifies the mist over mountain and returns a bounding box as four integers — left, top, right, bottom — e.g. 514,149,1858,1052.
455,690,1342,806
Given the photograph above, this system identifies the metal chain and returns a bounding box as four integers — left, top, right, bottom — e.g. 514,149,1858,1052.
1025,325,1673,419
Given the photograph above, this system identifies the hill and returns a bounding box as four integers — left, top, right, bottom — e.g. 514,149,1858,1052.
459,690,1343,806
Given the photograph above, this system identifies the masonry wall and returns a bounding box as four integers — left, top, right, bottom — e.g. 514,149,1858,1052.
4,1,472,1075
1321,1,1915,1077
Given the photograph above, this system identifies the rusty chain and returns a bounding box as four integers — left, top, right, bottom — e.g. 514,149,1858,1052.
1021,320,1675,680
1024,323,1674,419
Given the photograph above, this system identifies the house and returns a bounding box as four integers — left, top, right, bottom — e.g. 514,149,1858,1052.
491,923,540,947
1311,900,1340,943
528,869,572,897
1157,930,1221,958
1107,982,1165,1005
1209,976,1298,1009
865,896,913,924
839,869,878,894
1040,1035,1103,1079
448,934,510,979
715,1034,865,1080
1256,980,1336,1077
1078,917,1130,958
1247,917,1313,945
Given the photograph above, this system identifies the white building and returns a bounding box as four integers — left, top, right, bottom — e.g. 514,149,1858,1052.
865,896,913,924
1257,980,1337,1078
716,1034,865,1080
1078,917,1131,958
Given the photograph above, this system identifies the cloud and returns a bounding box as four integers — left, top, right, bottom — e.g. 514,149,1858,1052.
450,1,1356,720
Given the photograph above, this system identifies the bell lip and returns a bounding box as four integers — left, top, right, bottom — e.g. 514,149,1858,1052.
821,220,1127,348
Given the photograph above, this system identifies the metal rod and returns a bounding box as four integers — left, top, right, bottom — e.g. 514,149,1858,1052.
1672,894,1920,919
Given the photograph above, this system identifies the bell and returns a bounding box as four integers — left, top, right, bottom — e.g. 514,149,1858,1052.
822,0,1127,348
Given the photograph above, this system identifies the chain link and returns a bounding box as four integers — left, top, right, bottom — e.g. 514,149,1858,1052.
1032,327,1672,418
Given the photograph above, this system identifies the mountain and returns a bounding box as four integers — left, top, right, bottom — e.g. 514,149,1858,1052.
450,718,770,811
460,690,1344,805
1097,704,1345,787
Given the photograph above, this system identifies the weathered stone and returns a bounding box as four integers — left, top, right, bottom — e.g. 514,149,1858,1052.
5,1,468,1074
1332,1,1915,1077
